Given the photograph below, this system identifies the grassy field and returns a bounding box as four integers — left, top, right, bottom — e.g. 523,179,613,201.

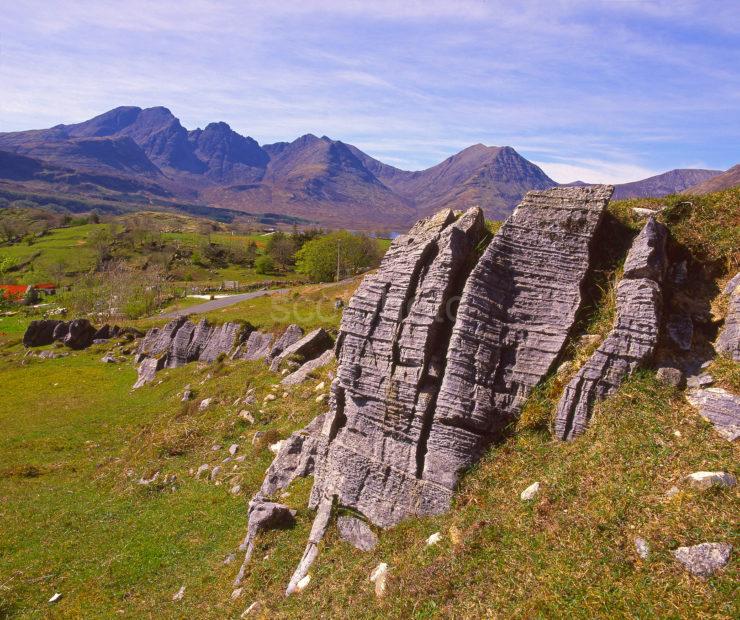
0,191,738,618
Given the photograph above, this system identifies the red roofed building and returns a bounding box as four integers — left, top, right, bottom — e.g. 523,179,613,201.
0,284,30,301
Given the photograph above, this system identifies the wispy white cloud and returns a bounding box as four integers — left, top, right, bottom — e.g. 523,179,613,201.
0,0,738,180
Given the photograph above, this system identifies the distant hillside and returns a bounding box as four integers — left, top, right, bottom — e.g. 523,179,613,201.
0,106,557,227
612,168,721,200
684,164,740,194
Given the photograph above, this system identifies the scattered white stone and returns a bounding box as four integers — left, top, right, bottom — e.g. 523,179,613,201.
199,398,212,411
235,455,246,463
229,443,239,456
314,381,326,392
666,485,681,498
269,440,285,455
241,601,261,617
238,410,255,424
195,464,209,479
222,456,232,464
673,430,682,438
520,481,540,501
315,393,327,404
282,391,289,398
210,466,222,481
685,471,736,490
369,562,388,598
281,369,290,376
426,532,442,547
231,484,242,495
635,537,650,559
223,553,236,565
211,444,222,451
252,431,265,446
172,586,185,601
673,542,732,577
231,587,243,601
264,393,276,402
48,593,62,604
181,385,192,402
138,471,159,485
295,574,311,592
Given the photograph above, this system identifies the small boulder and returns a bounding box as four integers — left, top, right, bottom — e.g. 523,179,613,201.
195,464,209,479
63,319,97,350
172,586,185,601
426,532,442,547
635,537,650,559
369,562,389,598
229,443,239,456
199,398,213,411
294,574,311,593
686,373,714,389
656,367,684,388
23,320,64,348
337,515,378,551
181,385,192,402
673,542,732,577
684,471,736,490
520,481,540,501
210,466,222,481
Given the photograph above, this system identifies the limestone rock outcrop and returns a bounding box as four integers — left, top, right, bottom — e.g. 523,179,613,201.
686,388,740,441
281,349,335,386
554,217,667,440
268,328,334,372
716,272,739,361
134,318,250,388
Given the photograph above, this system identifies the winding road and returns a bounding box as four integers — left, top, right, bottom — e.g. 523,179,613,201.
159,288,290,319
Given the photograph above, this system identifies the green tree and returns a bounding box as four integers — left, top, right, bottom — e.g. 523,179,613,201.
266,232,296,271
254,254,275,275
295,231,383,282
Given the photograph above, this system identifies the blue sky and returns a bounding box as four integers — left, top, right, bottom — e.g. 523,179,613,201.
1,0,738,183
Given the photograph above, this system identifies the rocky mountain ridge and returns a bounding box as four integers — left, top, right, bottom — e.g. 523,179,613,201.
2,106,734,228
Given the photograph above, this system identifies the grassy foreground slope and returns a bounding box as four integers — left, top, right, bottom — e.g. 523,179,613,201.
0,189,738,618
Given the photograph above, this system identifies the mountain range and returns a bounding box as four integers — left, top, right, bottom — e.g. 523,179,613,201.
0,106,735,228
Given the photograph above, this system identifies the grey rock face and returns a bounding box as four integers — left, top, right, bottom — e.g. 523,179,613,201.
235,330,274,361
52,321,70,342
62,319,97,350
234,499,296,586
281,349,335,386
673,542,732,577
716,271,739,361
686,388,740,441
23,320,64,347
133,356,166,389
622,217,667,281
666,313,693,351
269,328,334,372
337,516,378,551
133,318,249,386
422,187,612,508
259,414,326,497
310,205,488,528
268,324,303,361
555,217,667,440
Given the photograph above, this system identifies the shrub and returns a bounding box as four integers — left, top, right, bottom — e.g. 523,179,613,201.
295,231,383,282
254,254,275,275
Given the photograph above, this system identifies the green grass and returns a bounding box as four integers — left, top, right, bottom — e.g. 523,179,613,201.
1,190,738,618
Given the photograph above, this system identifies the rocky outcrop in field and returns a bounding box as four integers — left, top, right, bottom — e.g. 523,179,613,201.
554,216,668,440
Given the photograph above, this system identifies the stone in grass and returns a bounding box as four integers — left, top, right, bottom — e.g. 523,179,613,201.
223,553,236,565
337,516,378,551
229,443,239,456
369,563,389,598
656,367,684,388
48,593,62,604
181,385,192,402
426,532,442,547
673,542,732,577
635,537,650,559
241,602,261,617
686,373,714,389
520,482,540,501
684,471,736,490
199,398,212,411
195,464,209,479
231,587,243,601
294,574,311,593
210,466,222,481
172,586,185,601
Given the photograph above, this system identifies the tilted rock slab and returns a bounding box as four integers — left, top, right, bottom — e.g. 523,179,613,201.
686,387,740,441
421,186,613,510
281,349,335,386
234,330,274,361
23,320,64,347
716,271,740,361
133,318,249,387
555,216,667,440
310,205,488,530
268,328,334,372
